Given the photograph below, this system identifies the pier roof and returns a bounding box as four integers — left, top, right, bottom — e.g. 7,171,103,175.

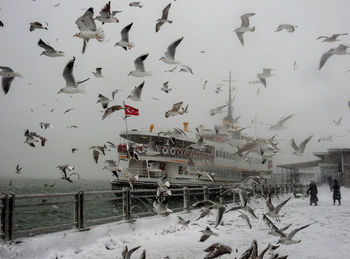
277,159,322,169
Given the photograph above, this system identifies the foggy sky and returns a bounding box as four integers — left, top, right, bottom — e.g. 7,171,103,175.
1,0,350,180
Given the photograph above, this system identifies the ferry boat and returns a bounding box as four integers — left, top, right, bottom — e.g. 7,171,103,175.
111,73,276,190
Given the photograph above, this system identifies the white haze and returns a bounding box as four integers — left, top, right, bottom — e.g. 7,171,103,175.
0,0,350,179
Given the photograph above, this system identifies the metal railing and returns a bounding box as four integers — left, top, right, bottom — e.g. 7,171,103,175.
0,184,294,242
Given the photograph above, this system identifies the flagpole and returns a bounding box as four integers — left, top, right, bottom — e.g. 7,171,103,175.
123,101,130,149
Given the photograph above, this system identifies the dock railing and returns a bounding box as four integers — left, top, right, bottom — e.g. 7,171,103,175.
0,184,294,242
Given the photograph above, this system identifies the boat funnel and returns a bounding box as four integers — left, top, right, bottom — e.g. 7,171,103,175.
183,122,189,132
150,124,154,132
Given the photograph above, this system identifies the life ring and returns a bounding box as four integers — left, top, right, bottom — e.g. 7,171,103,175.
190,151,195,158
177,149,183,157
200,153,205,160
156,145,161,152
205,154,210,160
162,146,169,154
184,150,190,158
170,148,176,156
122,144,127,152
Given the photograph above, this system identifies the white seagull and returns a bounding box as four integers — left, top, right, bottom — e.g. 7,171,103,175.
128,54,151,77
319,44,350,70
290,135,313,156
92,67,104,78
30,22,48,31
0,66,23,95
275,24,297,33
39,122,53,129
209,105,227,116
155,3,172,32
127,81,144,101
115,23,134,50
95,1,120,24
161,81,172,93
38,39,64,57
317,33,348,42
268,114,294,130
332,116,343,126
58,57,90,94
165,102,183,118
159,37,184,64
234,13,255,46
97,94,112,109
74,8,104,54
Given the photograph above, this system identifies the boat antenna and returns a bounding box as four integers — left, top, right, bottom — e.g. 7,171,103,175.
222,71,236,127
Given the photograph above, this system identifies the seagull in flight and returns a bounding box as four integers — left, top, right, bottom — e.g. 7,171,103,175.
159,37,184,64
95,1,120,24
263,214,312,245
30,22,48,31
0,66,23,95
155,3,172,32
319,44,350,70
165,101,183,118
15,164,23,174
275,24,297,32
96,94,112,109
128,54,151,77
268,114,294,130
332,116,343,126
74,8,104,54
209,105,227,116
317,33,348,42
38,39,64,57
58,57,90,94
234,13,255,46
115,23,134,50
127,81,144,101
57,165,79,183
290,135,313,156
161,81,172,93
92,67,104,78
265,195,291,221
102,105,125,119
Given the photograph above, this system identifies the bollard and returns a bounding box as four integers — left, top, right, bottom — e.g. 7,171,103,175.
203,186,209,201
183,187,190,212
122,188,131,220
219,186,224,204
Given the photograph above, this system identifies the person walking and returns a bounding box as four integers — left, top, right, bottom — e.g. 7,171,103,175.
307,180,318,206
332,179,341,205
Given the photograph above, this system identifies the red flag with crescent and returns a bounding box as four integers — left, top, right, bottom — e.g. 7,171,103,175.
124,105,139,116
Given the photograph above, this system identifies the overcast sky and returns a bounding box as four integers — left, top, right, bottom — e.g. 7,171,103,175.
1,0,350,180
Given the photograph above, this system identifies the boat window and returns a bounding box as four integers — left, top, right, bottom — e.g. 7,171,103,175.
219,150,222,157
178,166,185,174
216,150,219,157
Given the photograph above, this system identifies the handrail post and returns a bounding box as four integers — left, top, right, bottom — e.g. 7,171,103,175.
75,191,85,230
203,186,209,201
183,187,190,212
122,188,131,220
8,193,15,241
1,194,9,241
219,186,224,204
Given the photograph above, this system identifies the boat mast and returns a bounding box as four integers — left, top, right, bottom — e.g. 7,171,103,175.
222,71,235,126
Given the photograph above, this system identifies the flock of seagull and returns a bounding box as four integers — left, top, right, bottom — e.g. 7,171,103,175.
120,176,312,258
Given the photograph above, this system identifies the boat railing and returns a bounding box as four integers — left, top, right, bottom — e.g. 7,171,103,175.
0,183,295,242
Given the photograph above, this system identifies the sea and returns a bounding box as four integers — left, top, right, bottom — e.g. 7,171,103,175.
0,177,122,239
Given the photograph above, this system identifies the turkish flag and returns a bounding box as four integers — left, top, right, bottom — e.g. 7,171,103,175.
124,105,139,116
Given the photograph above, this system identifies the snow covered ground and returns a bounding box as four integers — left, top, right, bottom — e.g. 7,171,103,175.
1,185,350,259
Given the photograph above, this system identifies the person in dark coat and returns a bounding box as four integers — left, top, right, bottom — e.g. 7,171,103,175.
307,181,318,206
332,179,341,205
